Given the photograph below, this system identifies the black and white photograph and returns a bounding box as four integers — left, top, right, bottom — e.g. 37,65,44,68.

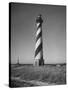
9,2,66,87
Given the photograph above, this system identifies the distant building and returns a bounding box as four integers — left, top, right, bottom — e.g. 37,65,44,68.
56,64,60,67
17,57,19,65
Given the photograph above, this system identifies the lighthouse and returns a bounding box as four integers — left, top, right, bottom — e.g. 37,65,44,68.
34,14,44,66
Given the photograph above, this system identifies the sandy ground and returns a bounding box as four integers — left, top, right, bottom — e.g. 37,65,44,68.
10,64,66,87
11,76,55,86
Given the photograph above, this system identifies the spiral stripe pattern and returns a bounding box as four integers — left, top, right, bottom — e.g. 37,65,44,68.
35,23,43,60
34,15,44,66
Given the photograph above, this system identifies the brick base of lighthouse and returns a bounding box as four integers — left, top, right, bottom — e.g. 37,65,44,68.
34,59,44,66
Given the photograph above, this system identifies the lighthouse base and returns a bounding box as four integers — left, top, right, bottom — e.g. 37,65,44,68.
34,59,44,66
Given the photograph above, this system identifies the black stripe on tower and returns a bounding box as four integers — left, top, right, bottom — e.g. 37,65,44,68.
36,30,42,42
35,42,42,57
37,23,42,30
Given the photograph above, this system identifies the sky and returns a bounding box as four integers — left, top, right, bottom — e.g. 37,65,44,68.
11,3,66,64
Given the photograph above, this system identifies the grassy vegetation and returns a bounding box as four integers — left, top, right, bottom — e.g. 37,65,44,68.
10,64,66,87
11,80,37,87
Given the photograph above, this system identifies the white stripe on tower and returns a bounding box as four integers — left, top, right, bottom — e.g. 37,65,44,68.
34,14,44,66
36,27,41,36
35,51,43,59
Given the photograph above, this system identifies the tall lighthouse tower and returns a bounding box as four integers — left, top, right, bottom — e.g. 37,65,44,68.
34,14,44,66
